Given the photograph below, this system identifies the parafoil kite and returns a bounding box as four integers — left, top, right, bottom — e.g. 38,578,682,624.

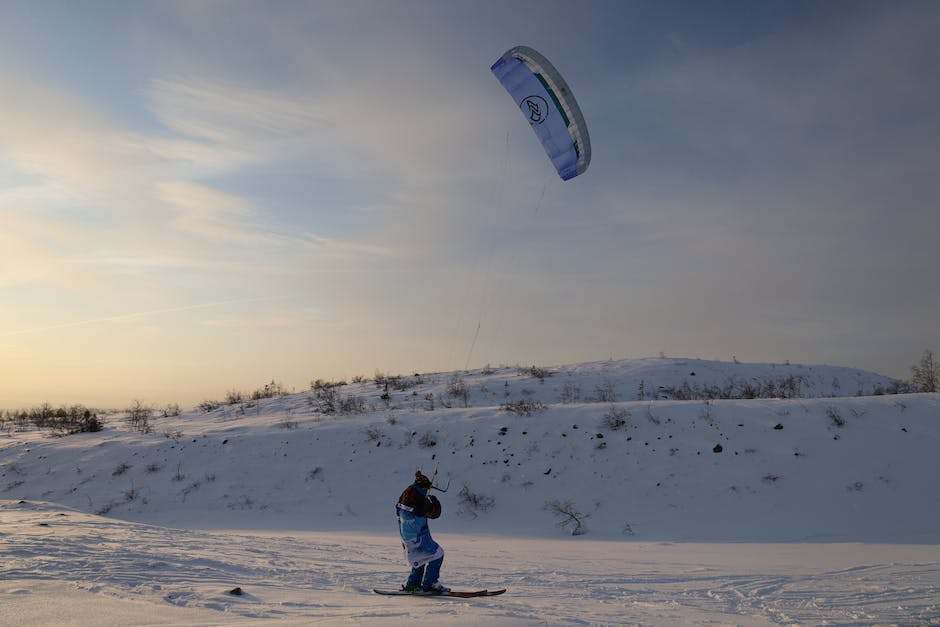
491,45,591,181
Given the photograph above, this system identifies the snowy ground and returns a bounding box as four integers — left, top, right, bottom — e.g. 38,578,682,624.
3,501,939,626
2,358,939,624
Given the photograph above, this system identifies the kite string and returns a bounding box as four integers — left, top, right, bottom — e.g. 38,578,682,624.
483,173,555,361
461,128,514,372
447,125,512,370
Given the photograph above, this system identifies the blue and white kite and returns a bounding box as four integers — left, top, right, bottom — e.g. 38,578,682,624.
491,45,591,181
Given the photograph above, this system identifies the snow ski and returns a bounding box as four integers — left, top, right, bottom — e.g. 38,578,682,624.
373,588,506,598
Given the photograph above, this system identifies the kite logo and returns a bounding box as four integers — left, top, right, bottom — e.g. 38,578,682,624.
521,95,549,125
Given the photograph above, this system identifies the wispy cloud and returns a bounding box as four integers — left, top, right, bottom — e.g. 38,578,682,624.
1,297,275,337
143,76,332,171
0,63,403,298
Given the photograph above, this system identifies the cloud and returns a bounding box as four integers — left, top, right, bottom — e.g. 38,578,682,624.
143,76,332,171
2,297,273,337
0,63,406,301
156,180,269,244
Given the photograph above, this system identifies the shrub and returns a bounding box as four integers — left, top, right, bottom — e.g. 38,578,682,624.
544,499,588,535
251,380,287,400
311,378,347,391
3,404,103,434
457,485,495,518
560,381,582,403
447,376,471,407
364,426,384,443
338,396,366,415
125,400,154,434
501,400,547,416
162,403,181,417
590,380,618,403
198,400,220,413
601,407,630,430
826,406,845,427
522,365,553,381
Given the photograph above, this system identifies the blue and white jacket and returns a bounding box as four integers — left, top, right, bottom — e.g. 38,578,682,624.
396,483,443,568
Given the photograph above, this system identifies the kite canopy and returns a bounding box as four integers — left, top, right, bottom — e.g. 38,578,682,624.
491,45,591,181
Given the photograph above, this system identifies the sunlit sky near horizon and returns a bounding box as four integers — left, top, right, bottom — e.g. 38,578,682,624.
2,0,938,409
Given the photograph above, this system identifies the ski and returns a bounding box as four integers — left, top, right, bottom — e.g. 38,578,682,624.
373,588,506,598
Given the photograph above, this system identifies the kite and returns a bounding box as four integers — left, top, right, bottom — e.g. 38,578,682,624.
491,45,591,181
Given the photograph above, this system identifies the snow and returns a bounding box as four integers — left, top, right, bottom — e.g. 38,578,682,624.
2,357,939,625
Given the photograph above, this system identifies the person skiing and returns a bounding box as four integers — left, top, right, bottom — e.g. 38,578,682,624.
396,470,447,593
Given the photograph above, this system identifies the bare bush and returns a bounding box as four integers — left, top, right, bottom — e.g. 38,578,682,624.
198,400,220,413
560,381,582,403
521,365,553,381
311,380,364,415
418,432,437,448
312,378,346,389
2,404,103,434
447,376,471,407
251,380,287,400
601,407,630,430
826,406,845,427
338,396,366,415
162,403,181,417
125,400,154,434
501,400,547,416
163,428,183,442
590,380,618,403
457,485,495,518
544,499,588,535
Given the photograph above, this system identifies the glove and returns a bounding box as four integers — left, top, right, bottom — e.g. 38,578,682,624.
426,494,442,519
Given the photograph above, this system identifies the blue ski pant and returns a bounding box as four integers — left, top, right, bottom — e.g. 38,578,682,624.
406,555,443,589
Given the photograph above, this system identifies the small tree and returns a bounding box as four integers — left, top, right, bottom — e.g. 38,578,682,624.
125,400,154,434
544,499,588,535
911,349,938,392
447,376,471,407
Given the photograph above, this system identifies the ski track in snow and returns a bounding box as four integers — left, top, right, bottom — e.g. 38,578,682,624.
2,501,939,626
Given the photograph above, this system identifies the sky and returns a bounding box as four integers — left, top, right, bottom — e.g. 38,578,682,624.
1,0,938,409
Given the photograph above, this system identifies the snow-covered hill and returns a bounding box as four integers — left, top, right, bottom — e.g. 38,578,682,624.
2,358,936,542
3,358,940,625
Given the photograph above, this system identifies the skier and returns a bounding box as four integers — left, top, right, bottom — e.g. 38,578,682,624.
396,470,447,593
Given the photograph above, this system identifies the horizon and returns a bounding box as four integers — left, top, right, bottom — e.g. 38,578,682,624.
3,1,939,408
0,353,913,412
